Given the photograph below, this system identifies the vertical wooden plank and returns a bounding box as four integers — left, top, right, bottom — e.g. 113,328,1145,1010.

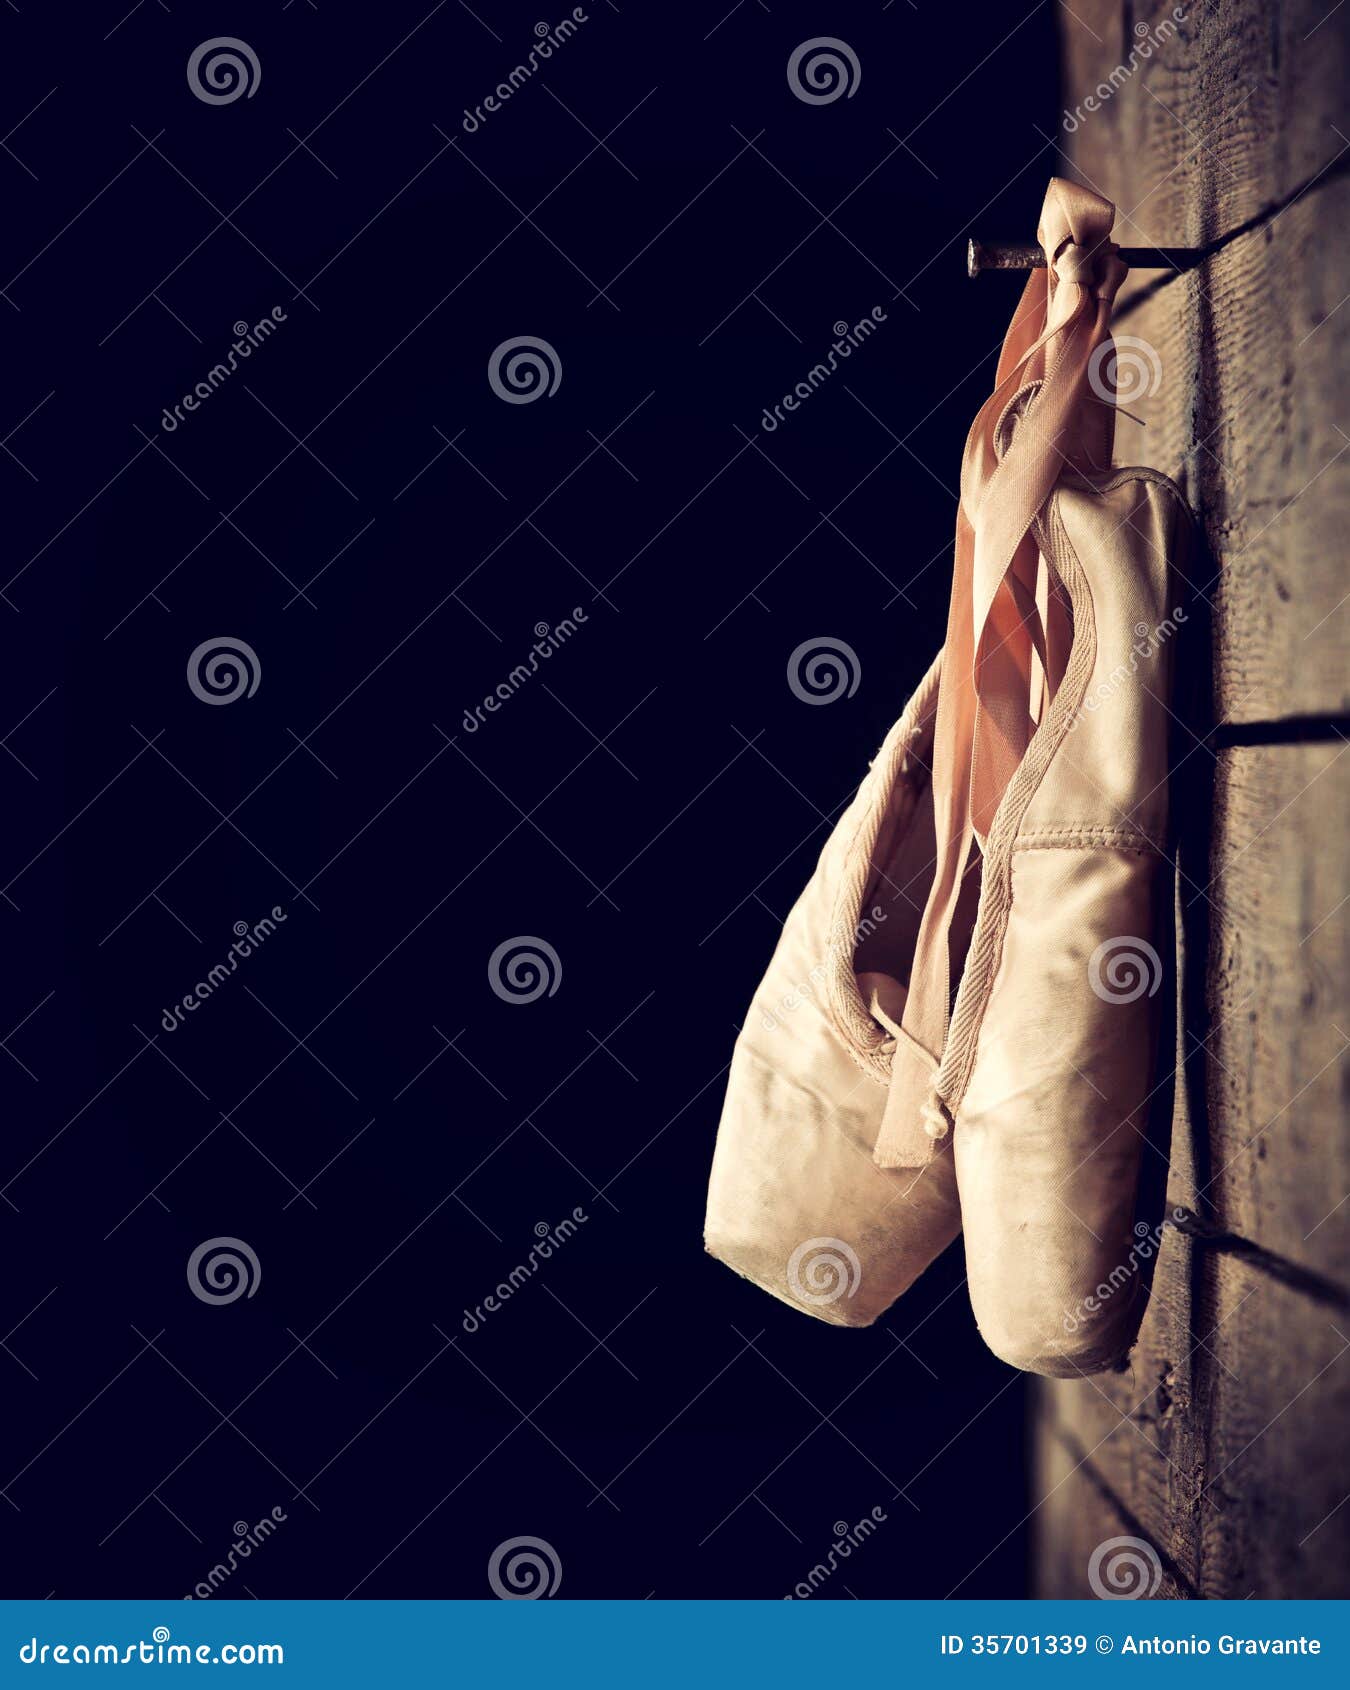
1038,0,1350,1600
1062,0,1350,720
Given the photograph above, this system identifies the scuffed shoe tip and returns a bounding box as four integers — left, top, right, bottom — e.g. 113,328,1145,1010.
973,1285,1144,1378
703,1233,880,1329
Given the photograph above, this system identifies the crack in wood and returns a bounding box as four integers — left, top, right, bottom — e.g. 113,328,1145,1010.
1168,1206,1350,1310
1211,715,1350,748
1115,148,1350,323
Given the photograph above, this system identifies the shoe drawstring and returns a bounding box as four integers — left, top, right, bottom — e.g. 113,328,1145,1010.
920,1088,952,1141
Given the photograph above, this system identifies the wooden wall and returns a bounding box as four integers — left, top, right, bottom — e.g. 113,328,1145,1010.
1034,0,1350,1599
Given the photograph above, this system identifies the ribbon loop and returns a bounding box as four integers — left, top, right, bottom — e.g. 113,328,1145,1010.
873,179,1125,1170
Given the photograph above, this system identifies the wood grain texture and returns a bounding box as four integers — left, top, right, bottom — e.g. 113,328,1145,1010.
1035,705,1350,1601
1036,0,1350,1600
1060,0,1350,722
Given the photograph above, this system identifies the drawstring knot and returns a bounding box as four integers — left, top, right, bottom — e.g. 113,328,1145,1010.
920,1089,952,1141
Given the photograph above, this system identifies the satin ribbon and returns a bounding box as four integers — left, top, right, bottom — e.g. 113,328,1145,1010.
884,179,1127,1156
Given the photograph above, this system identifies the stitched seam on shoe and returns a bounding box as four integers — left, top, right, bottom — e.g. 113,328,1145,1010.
1056,462,1195,519
1013,826,1164,854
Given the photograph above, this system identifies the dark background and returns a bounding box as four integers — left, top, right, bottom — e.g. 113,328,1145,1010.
2,0,1063,1599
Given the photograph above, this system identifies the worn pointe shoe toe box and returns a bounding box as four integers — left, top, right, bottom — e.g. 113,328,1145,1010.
704,656,963,1328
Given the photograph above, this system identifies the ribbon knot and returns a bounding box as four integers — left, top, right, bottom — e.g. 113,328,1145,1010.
1053,238,1124,299
1053,241,1100,287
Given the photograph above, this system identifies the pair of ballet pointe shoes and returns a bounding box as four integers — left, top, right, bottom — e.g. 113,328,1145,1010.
705,181,1192,1377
